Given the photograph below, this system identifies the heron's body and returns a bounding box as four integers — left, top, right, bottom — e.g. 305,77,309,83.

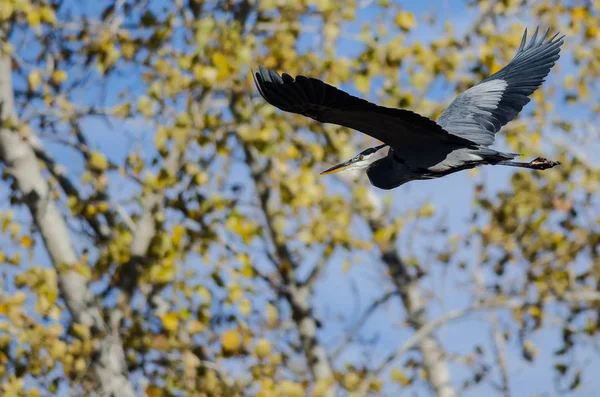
253,28,564,190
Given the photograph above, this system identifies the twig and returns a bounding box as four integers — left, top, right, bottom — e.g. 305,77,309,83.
331,290,396,360
374,291,600,376
490,315,510,397
27,133,113,240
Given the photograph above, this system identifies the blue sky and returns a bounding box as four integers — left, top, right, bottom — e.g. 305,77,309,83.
4,0,599,396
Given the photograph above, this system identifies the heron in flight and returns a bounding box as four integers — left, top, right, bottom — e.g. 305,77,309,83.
252,27,564,190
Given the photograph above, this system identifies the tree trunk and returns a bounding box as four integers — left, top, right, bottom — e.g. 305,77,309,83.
0,30,135,397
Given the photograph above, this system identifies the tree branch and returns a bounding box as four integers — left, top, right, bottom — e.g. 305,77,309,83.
490,315,510,397
375,291,600,376
331,290,396,360
0,27,135,397
27,133,114,240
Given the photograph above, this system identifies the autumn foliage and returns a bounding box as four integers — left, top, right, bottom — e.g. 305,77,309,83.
0,1,599,396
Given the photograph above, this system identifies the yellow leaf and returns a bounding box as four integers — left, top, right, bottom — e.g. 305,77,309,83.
89,151,108,172
27,9,41,26
312,379,334,397
8,251,20,266
315,0,333,12
342,260,351,273
148,263,176,284
137,96,153,118
572,6,586,23
395,11,416,31
85,204,97,216
221,329,241,352
355,75,370,94
40,6,56,24
28,71,42,90
391,368,411,385
241,262,254,278
280,380,304,397
97,201,109,213
160,312,179,332
212,52,230,82
188,319,206,335
418,202,435,217
182,350,200,377
254,338,271,359
172,224,185,247
154,126,168,150
239,298,251,317
266,303,278,328
51,70,68,85
74,358,87,374
50,340,67,359
9,222,20,239
0,41,12,56
193,171,208,185
490,61,502,74
113,102,131,118
324,23,339,43
20,235,33,249
145,386,163,397
373,226,395,244
196,286,211,304
523,339,538,359
343,372,360,391
72,323,91,339
0,3,15,22
229,283,243,302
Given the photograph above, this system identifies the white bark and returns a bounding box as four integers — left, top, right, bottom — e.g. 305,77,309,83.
124,148,179,311
0,33,134,397
290,284,334,385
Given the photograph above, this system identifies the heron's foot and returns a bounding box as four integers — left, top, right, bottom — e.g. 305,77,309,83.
530,157,561,170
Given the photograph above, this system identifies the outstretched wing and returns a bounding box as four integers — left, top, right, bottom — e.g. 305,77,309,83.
252,66,477,155
436,27,564,146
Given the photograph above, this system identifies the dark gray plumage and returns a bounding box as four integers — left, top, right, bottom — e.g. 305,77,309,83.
252,27,564,190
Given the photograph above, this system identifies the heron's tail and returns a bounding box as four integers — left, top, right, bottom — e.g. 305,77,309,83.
476,149,520,164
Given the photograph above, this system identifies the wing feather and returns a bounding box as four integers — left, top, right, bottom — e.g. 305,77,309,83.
436,27,564,146
252,66,476,156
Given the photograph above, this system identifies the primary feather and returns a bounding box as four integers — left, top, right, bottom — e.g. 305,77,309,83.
436,27,564,146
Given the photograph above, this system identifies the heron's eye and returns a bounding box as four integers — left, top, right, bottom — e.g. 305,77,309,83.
358,155,364,160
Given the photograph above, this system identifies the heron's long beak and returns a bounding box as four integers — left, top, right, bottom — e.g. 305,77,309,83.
320,159,355,175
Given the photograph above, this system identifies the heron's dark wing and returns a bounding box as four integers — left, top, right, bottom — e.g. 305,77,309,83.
252,66,476,154
436,27,564,146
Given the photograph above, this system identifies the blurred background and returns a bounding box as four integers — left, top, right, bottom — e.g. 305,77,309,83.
0,0,599,396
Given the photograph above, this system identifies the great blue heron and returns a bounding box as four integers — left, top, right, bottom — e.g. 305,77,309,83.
252,27,564,190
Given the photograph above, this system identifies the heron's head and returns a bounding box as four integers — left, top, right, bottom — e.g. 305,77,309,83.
320,144,388,175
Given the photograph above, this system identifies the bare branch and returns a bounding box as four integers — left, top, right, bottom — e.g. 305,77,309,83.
490,315,510,397
302,248,331,289
375,291,600,376
331,290,396,360
27,133,114,240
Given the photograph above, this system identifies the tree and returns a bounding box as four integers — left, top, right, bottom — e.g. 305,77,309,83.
0,0,598,396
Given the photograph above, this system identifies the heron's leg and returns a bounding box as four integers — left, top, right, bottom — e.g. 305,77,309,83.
497,157,561,170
